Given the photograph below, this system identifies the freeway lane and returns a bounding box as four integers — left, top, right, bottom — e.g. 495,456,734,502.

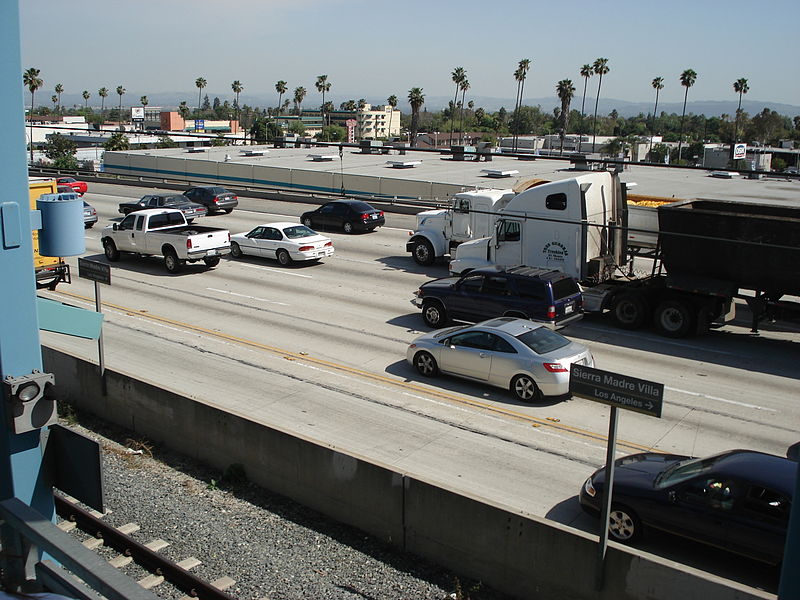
40,182,799,590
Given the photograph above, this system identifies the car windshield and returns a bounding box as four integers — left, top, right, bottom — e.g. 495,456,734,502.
551,277,580,300
283,225,316,239
514,327,570,354
655,453,729,489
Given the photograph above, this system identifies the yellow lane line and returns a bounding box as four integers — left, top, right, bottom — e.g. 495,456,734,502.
51,290,655,454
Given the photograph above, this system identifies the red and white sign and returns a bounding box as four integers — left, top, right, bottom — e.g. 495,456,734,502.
733,143,747,160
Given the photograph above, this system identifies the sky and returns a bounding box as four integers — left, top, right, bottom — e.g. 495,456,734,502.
18,0,800,110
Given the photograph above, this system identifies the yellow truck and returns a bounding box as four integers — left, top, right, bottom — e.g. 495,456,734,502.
29,177,71,290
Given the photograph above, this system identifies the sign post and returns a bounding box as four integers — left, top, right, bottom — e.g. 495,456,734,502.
569,364,664,590
78,258,111,394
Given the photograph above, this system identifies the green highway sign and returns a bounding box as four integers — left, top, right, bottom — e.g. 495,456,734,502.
569,364,663,418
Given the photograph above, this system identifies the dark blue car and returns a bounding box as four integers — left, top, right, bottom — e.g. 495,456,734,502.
579,449,795,565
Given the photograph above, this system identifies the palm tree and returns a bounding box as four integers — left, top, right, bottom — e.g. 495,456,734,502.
178,101,189,120
195,77,207,114
23,68,43,162
649,76,664,158
315,75,331,126
98,87,108,122
577,64,593,152
51,95,58,113
275,80,287,115
677,68,698,162
82,90,90,110
512,59,531,151
231,80,243,125
556,79,576,155
386,94,398,140
116,86,126,126
458,79,470,144
733,77,749,145
449,67,466,143
591,58,610,151
293,86,306,116
408,87,425,147
54,83,64,113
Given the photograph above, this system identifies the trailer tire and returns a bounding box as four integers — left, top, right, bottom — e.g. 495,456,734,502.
609,293,649,330
653,299,695,338
411,239,436,266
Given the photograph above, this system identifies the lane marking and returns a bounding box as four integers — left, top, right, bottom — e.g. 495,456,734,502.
206,288,290,306
666,386,776,412
579,322,740,356
239,263,313,278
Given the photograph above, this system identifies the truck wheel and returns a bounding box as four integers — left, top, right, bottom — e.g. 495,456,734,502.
411,239,435,266
276,249,292,266
103,239,120,262
422,300,448,328
653,299,694,338
230,242,243,258
610,293,649,330
204,256,221,268
164,250,183,274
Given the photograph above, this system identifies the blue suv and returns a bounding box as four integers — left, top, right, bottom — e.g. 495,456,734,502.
412,266,583,329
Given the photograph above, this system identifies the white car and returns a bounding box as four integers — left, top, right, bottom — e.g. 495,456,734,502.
229,222,334,265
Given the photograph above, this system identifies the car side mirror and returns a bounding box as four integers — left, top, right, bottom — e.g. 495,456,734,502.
112,223,118,231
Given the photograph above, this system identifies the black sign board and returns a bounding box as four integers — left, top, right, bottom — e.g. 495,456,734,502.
570,364,663,418
78,257,111,285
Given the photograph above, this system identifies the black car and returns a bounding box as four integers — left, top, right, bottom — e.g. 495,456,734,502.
183,186,238,214
300,200,385,234
118,193,208,221
412,265,583,329
579,449,795,565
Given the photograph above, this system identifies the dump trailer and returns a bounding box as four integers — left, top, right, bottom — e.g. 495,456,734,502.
450,171,800,337
29,178,71,290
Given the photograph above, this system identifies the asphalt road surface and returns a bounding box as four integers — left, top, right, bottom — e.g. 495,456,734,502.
39,182,799,594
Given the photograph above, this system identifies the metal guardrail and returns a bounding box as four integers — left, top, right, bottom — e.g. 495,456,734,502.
0,497,159,600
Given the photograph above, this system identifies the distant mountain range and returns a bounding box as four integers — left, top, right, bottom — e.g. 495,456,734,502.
49,91,800,119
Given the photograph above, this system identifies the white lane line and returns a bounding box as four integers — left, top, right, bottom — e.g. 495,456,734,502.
206,288,290,306
666,386,777,412
239,263,313,278
579,323,740,356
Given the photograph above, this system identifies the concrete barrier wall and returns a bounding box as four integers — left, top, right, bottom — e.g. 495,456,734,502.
42,347,773,600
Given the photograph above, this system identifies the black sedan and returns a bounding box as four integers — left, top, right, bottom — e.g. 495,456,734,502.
118,193,207,221
300,200,385,234
183,186,238,214
579,449,795,565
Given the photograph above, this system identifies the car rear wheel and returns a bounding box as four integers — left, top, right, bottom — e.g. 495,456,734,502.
510,374,543,402
204,256,221,268
413,351,438,377
608,504,642,543
230,242,243,258
103,239,120,262
276,249,292,266
422,300,448,328
164,250,182,274
343,221,354,234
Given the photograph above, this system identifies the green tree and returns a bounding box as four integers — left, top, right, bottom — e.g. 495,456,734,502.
458,78,470,143
512,59,531,151
104,131,129,151
591,58,610,150
116,85,126,124
231,80,243,124
288,119,306,135
44,132,78,169
195,77,207,113
51,95,58,112
577,64,593,152
98,87,108,122
386,94,398,140
293,86,306,115
556,79,575,154
275,80,287,115
449,67,466,142
54,83,64,113
212,133,230,146
23,67,43,162
140,95,148,108
732,77,749,144
82,90,90,110
676,69,697,162
649,76,664,158
317,124,346,142
156,135,177,148
408,87,425,146
178,101,190,119
315,75,331,126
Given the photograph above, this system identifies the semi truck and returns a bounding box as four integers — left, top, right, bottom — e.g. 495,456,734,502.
448,170,800,337
29,177,71,290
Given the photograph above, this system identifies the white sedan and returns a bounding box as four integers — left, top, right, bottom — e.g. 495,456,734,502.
229,222,334,265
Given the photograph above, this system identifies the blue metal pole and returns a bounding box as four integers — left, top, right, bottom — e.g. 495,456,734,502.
0,0,55,523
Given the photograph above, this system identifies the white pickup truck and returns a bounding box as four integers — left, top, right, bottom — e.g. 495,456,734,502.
101,208,230,273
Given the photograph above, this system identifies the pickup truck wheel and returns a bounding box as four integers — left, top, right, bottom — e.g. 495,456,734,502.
422,300,448,328
653,299,694,338
103,239,120,262
230,242,243,258
343,221,354,234
511,374,543,403
411,239,435,266
164,250,182,274
276,249,292,266
610,293,649,330
204,256,221,268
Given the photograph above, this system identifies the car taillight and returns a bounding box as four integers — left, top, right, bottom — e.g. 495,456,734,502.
186,239,193,249
298,245,313,251
543,363,568,373
324,241,333,247
213,196,220,203
379,211,384,217
360,213,370,220
547,305,556,319
232,195,238,201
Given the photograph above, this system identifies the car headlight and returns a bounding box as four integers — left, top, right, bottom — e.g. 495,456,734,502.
583,476,596,497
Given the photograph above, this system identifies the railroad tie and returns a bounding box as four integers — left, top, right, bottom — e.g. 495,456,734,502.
177,557,202,570
144,538,170,552
137,574,164,589
57,521,76,532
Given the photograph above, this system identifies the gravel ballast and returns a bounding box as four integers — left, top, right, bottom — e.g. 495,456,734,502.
59,414,512,600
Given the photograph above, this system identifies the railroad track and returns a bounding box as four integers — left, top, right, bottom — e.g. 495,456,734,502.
55,494,238,600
